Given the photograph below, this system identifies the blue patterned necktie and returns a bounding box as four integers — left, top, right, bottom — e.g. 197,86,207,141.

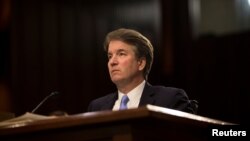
119,95,129,110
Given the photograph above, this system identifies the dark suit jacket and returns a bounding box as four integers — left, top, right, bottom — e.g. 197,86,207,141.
88,82,195,114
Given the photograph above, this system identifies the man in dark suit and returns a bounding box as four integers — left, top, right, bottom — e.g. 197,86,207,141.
88,28,195,114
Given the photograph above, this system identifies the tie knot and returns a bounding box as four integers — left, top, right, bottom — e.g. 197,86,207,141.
119,95,129,110
121,95,129,103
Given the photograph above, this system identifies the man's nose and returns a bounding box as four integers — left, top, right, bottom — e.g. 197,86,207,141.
109,56,118,66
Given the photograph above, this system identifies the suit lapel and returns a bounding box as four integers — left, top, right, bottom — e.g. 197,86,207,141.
139,82,155,106
100,92,118,110
101,82,155,110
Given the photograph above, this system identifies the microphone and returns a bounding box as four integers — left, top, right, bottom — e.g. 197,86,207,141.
31,91,59,113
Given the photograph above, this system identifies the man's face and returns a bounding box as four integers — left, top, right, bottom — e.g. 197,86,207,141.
107,40,145,85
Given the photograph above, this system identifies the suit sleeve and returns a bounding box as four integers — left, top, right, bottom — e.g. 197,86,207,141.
172,88,195,114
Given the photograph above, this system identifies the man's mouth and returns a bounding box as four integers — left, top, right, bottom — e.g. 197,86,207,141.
111,70,119,73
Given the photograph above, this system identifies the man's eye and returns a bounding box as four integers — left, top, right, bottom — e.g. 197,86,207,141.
118,52,125,56
108,55,112,60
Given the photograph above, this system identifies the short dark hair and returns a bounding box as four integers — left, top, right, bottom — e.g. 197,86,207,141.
104,28,154,80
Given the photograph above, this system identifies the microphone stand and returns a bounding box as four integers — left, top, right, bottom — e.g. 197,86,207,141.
31,91,59,113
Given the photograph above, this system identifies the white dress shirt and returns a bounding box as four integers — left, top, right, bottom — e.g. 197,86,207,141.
112,80,146,111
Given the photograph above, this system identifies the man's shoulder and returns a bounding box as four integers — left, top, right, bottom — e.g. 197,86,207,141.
91,92,117,103
145,84,188,98
87,92,117,112
147,83,185,94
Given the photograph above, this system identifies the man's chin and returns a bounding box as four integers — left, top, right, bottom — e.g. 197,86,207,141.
111,79,121,84
111,78,124,85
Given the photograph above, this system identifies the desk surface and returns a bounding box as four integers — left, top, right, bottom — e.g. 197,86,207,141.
0,105,234,141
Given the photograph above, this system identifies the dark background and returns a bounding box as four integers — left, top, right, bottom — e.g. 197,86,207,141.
0,0,249,124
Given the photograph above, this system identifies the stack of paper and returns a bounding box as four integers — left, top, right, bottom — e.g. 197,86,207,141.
0,112,54,128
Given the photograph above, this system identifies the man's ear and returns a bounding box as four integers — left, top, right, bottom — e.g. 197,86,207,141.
138,57,146,71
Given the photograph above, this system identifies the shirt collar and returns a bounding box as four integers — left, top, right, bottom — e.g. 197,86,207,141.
118,80,146,101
